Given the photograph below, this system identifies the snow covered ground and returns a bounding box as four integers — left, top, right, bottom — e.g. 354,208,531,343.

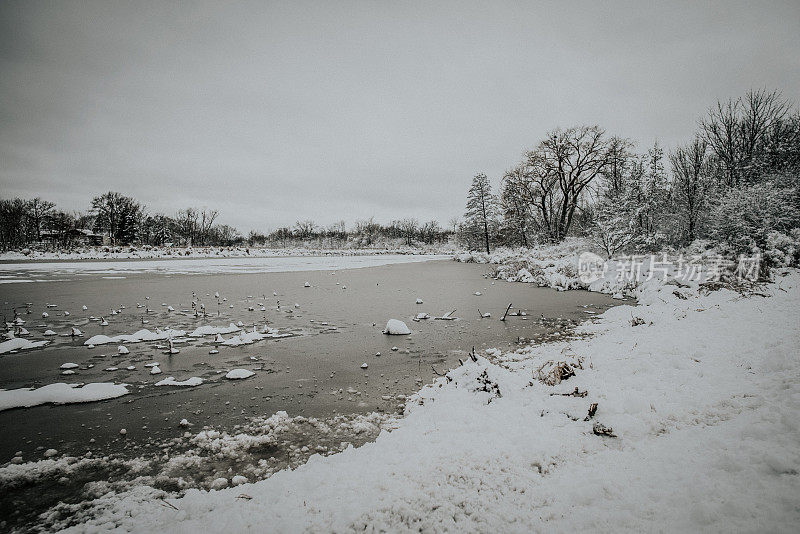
0,254,449,282
28,263,799,531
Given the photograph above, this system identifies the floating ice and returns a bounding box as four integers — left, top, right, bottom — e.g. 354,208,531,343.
383,319,411,335
0,338,49,354
225,369,255,380
0,382,130,411
155,376,203,387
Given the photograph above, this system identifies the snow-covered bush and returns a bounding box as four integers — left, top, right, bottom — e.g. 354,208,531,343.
765,229,800,267
710,180,800,264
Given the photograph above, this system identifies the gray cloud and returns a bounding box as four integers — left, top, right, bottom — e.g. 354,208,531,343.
2,0,799,232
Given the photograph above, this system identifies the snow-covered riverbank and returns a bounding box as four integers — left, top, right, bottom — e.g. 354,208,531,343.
25,264,799,532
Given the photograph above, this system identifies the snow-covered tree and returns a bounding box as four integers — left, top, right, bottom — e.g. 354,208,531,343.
90,192,143,245
464,173,499,253
670,138,712,244
592,202,636,258
500,165,535,247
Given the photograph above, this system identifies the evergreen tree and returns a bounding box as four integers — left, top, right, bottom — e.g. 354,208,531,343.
464,173,499,253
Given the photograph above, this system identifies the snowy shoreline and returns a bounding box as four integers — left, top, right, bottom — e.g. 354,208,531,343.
0,253,451,283
0,246,453,263
10,254,796,531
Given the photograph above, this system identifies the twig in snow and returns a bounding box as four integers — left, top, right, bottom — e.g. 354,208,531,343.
159,499,179,511
592,421,616,437
584,402,598,420
551,387,587,398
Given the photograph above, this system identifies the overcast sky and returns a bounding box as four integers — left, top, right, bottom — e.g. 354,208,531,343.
1,1,799,232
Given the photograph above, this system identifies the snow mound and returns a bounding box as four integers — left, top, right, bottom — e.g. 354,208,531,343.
0,382,130,411
383,319,411,335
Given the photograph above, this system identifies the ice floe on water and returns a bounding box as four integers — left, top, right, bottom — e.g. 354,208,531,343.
0,337,49,354
155,376,203,387
225,369,255,380
0,382,130,411
83,328,187,346
220,329,292,347
187,323,241,337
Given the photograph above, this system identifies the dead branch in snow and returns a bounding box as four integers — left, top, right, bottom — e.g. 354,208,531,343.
592,421,616,437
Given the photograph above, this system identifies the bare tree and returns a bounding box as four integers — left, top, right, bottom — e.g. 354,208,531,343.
294,219,316,239
26,198,55,241
701,88,792,186
447,216,460,235
398,218,419,246
199,209,218,246
420,220,441,244
670,138,711,243
526,126,612,241
176,208,199,245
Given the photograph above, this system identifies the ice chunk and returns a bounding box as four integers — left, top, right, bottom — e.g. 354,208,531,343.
383,319,411,335
225,369,255,380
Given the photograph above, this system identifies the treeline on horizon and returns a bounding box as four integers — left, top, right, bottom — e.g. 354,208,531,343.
459,88,800,269
0,191,454,251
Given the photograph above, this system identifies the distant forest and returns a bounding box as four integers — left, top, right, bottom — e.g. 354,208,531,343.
0,191,453,251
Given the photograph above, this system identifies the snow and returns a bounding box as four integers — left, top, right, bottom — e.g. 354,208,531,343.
383,319,411,335
84,328,187,346
220,330,292,347
0,254,449,283
49,269,800,533
187,324,240,337
225,369,255,380
0,337,49,354
155,376,203,387
210,477,228,490
0,382,130,411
